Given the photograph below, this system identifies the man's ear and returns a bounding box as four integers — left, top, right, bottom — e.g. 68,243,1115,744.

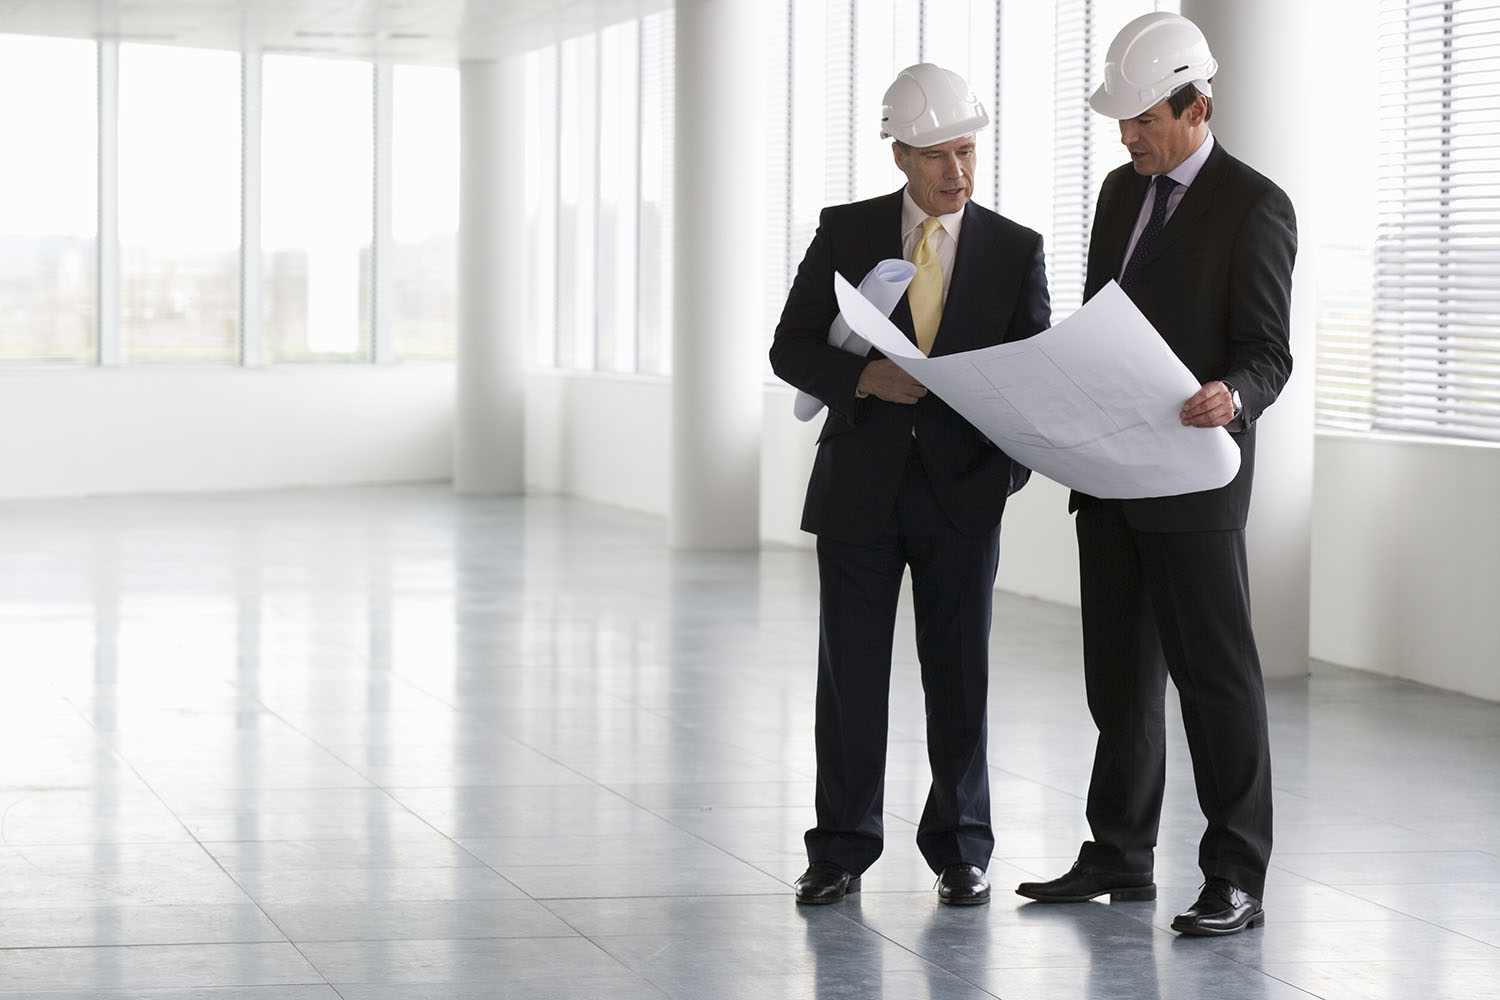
1189,95,1209,127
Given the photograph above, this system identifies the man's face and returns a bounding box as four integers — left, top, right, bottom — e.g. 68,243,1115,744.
1117,95,1207,176
893,135,977,216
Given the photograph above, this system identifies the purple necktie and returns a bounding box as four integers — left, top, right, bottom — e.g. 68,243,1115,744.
1121,175,1177,288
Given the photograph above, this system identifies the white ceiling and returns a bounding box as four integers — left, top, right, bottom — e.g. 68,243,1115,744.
0,0,670,64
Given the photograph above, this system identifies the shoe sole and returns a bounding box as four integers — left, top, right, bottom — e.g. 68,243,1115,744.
794,876,861,904
1015,883,1156,903
939,892,991,906
1172,911,1266,936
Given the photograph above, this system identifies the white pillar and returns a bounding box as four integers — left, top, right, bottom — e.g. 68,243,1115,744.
455,57,526,495
1181,0,1315,679
670,0,766,549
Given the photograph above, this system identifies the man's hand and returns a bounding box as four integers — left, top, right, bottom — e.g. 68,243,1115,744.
857,359,928,404
1180,380,1236,427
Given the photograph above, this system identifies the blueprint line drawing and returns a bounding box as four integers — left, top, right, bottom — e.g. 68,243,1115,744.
832,273,1240,499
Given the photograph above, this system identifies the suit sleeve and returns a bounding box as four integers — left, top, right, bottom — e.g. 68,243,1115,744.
1222,185,1296,426
768,209,873,422
1007,232,1052,342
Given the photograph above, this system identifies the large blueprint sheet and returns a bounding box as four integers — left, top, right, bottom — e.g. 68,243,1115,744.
833,274,1240,499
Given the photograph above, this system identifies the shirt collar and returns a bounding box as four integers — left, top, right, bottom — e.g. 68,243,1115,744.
1163,131,1214,189
901,188,965,241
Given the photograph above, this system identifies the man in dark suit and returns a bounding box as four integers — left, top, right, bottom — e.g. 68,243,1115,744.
1013,13,1295,937
770,63,1049,906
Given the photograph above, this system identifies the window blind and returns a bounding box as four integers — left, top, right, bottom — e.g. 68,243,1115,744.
1049,1,1179,324
1369,0,1500,441
1051,0,1094,323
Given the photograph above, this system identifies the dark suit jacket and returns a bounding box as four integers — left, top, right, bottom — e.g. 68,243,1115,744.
770,189,1050,545
1074,140,1296,532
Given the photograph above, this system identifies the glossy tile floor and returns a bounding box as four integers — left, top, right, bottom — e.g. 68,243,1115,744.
0,485,1496,999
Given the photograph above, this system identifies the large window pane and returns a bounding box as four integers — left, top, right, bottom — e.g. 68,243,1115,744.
1365,0,1500,441
0,34,96,364
638,12,674,376
788,0,831,287
597,20,640,374
262,55,374,363
119,43,241,363
556,35,599,370
390,64,458,361
1051,0,1177,320
852,0,901,202
996,2,1055,233
524,47,560,368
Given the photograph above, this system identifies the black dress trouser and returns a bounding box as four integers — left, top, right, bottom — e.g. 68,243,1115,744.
1074,499,1274,899
806,447,1001,876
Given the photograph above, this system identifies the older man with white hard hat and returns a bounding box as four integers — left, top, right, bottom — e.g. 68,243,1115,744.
1014,12,1296,937
770,63,1049,906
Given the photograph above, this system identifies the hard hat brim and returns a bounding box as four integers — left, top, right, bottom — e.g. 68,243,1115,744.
1089,82,1159,120
1089,77,1213,121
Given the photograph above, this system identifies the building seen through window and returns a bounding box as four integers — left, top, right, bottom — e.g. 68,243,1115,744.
0,33,458,367
0,34,97,364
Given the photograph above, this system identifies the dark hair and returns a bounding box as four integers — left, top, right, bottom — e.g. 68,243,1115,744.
1166,82,1213,122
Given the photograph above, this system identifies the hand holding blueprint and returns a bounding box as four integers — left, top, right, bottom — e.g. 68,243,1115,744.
794,259,917,421
832,274,1240,499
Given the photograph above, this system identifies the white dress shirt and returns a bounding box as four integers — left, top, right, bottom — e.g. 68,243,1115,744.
901,188,964,306
1119,132,1216,273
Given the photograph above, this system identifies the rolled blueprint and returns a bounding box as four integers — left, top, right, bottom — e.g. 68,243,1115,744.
793,258,917,422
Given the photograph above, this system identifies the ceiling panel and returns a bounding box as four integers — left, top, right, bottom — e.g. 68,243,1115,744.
0,0,671,64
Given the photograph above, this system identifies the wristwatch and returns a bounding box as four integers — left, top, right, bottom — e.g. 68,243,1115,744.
1222,380,1242,420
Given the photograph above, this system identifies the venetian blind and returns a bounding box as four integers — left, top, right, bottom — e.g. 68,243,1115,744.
1367,0,1500,441
1049,0,1179,324
1051,0,1094,322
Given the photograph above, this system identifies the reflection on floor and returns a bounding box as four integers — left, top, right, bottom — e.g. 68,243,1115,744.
0,485,1496,999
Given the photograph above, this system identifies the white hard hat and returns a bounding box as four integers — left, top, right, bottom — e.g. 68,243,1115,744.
1090,12,1217,120
879,63,989,147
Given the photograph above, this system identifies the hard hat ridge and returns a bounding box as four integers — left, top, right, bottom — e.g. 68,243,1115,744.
879,63,989,147
1090,11,1217,120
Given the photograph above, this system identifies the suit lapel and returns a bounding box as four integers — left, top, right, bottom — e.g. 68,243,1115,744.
869,190,915,342
931,201,993,354
1091,171,1150,293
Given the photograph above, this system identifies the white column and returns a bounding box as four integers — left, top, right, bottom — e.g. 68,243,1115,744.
670,0,766,549
1181,0,1315,679
455,57,527,495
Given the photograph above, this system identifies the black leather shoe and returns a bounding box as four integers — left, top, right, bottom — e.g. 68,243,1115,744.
1015,861,1156,902
1171,878,1264,936
794,861,860,904
936,864,990,905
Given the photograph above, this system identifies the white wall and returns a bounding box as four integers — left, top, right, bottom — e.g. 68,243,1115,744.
524,370,671,516
1309,433,1500,702
0,366,453,498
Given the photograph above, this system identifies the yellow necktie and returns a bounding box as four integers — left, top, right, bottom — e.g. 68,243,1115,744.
908,216,944,355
